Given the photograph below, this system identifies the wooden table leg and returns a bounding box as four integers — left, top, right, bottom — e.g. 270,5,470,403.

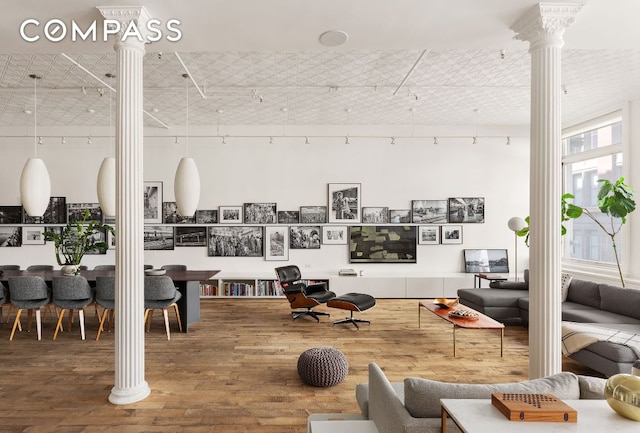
418,303,421,328
453,325,456,357
500,328,504,357
441,406,448,433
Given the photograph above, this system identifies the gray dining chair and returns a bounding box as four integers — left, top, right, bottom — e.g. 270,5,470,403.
0,281,9,321
26,265,54,271
144,276,182,340
95,276,115,340
0,265,20,270
51,276,94,340
161,265,187,271
8,276,51,340
94,265,116,271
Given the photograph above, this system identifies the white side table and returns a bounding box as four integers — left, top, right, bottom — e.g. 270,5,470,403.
307,413,378,433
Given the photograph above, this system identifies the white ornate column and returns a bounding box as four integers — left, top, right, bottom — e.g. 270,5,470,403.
98,6,151,404
511,3,582,379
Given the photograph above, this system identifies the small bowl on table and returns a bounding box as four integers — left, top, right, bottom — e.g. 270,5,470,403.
433,298,459,309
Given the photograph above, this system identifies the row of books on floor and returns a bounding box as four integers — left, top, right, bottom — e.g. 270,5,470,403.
199,280,284,297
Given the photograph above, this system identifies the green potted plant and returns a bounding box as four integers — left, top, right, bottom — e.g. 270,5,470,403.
516,177,635,287
44,209,115,275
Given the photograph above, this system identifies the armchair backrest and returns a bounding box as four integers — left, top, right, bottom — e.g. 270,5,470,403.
274,265,301,287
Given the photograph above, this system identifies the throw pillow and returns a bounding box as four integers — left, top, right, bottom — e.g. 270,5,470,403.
561,272,573,302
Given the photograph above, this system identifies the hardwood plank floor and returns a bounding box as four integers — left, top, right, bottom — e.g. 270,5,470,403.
0,299,599,432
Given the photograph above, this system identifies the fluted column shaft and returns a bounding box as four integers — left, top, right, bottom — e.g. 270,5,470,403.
512,3,582,379
99,6,151,405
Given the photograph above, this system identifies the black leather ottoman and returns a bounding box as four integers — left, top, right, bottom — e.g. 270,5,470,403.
327,293,376,329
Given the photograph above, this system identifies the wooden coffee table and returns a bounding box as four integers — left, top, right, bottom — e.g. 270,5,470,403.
418,301,505,357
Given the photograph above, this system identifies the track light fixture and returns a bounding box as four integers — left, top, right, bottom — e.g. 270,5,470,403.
38,136,43,145
391,137,395,145
222,136,226,144
88,135,93,144
345,136,349,144
269,136,274,144
472,136,477,144
506,136,511,145
434,137,438,145
305,136,309,144
61,137,66,144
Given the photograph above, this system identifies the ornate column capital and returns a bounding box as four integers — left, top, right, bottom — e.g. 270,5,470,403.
511,2,584,50
97,5,152,49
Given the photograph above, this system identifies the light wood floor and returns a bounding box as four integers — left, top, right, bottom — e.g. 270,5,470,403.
0,299,598,432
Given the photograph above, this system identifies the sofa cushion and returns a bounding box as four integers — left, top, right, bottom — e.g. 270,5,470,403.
488,281,528,290
599,284,640,320
566,279,601,309
577,375,606,399
457,289,526,307
355,381,405,418
404,372,580,418
562,306,640,324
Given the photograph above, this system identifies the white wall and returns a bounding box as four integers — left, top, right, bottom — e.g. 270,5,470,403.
0,123,530,275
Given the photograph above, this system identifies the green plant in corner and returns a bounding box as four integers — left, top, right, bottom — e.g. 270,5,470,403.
44,209,115,275
572,177,635,288
515,177,635,287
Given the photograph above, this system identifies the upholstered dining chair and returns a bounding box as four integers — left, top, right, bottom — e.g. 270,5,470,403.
274,265,336,322
8,276,51,340
143,276,182,340
93,265,115,271
51,276,94,340
0,281,9,321
161,264,187,271
95,276,115,340
26,265,54,271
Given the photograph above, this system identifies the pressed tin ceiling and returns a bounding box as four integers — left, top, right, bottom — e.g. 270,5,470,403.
0,0,638,131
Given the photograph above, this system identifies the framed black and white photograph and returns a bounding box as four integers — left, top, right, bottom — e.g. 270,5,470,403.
0,226,21,247
322,225,347,245
144,181,163,224
219,206,243,224
448,197,485,223
22,226,45,245
463,248,509,273
362,207,389,223
68,203,103,223
264,226,289,261
328,183,361,223
412,200,448,224
107,226,116,249
0,206,23,224
163,201,195,224
300,206,327,224
277,210,299,224
290,226,321,249
207,226,263,257
196,209,218,224
84,228,108,255
23,196,67,224
175,226,207,247
143,225,174,250
244,202,277,224
441,225,463,244
389,209,411,223
418,225,441,245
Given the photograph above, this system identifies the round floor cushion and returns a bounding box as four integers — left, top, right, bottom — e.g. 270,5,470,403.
297,347,348,387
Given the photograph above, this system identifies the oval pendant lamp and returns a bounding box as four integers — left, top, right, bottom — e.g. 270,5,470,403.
96,73,116,217
97,156,116,216
20,157,51,216
20,74,51,217
174,74,200,216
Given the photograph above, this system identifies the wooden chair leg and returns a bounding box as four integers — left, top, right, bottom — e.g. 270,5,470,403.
172,303,183,333
162,308,171,340
35,308,42,341
79,309,86,341
53,309,66,340
96,308,109,340
9,309,23,340
27,309,33,333
143,309,150,332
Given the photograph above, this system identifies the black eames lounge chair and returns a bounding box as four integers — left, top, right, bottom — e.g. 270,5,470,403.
274,265,336,322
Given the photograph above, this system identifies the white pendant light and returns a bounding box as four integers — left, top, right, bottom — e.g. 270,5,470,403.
174,74,200,216
97,156,116,216
20,157,51,216
97,73,116,217
20,74,51,217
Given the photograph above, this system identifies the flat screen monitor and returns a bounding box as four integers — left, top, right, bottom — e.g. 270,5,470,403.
349,225,417,263
463,248,509,273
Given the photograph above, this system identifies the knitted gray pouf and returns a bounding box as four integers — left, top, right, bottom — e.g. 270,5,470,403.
297,347,348,387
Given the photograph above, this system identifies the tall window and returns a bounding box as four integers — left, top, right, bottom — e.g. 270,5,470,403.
562,112,622,263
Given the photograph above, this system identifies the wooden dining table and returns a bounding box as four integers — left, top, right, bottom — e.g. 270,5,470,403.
0,268,220,332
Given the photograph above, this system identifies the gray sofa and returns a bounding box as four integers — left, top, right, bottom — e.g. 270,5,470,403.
355,362,606,433
457,275,640,377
